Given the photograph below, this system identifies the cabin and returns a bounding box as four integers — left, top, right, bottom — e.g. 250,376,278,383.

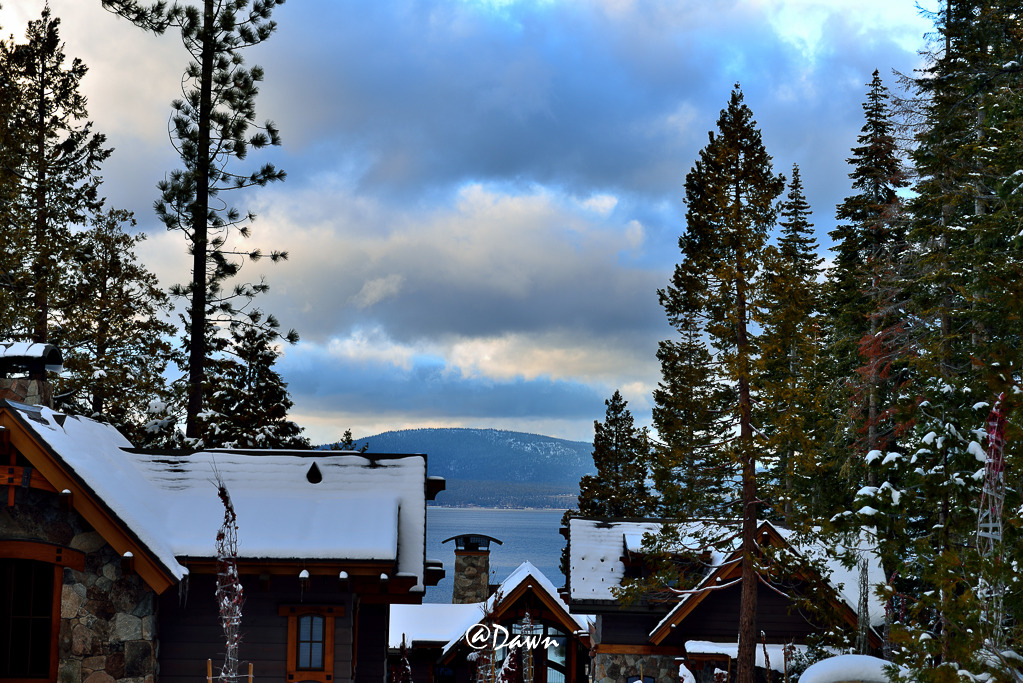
561,517,885,683
0,397,445,683
389,559,591,683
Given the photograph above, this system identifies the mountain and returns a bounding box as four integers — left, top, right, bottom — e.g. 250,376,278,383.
348,428,594,508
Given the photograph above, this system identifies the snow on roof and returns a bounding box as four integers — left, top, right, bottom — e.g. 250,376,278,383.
684,641,821,673
389,603,483,649
567,518,728,603
434,561,592,658
9,403,429,585
568,518,884,633
798,654,891,683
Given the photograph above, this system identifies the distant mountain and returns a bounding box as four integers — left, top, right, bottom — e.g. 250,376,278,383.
342,428,595,508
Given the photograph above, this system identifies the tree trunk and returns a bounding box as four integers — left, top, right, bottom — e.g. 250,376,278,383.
735,243,757,683
185,0,215,439
31,49,48,346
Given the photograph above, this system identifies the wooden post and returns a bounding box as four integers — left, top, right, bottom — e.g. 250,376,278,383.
207,659,212,683
248,662,253,683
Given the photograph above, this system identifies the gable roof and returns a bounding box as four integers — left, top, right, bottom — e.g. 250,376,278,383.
2,401,433,594
564,517,884,645
389,562,591,657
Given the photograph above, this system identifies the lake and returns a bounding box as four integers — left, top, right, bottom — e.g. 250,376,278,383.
424,507,566,603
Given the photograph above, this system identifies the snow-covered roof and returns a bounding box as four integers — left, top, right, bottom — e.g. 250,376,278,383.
566,519,661,603
390,603,484,649
566,518,730,603
389,561,592,659
7,402,430,587
566,517,885,635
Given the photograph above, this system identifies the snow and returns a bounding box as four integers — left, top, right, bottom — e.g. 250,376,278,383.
684,641,818,673
568,518,725,602
865,450,883,464
968,441,988,462
8,403,430,586
389,603,483,648
679,664,697,683
799,654,891,683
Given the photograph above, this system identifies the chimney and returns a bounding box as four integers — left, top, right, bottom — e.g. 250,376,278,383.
0,342,63,408
443,534,503,604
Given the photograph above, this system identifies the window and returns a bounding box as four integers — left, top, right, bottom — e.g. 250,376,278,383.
279,605,343,683
297,615,325,670
0,559,57,680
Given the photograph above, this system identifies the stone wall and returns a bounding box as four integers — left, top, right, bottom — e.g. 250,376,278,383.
452,552,489,604
0,377,53,406
592,652,679,683
1,487,159,683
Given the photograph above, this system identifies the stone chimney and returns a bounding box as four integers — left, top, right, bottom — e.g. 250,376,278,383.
0,342,63,408
443,534,503,604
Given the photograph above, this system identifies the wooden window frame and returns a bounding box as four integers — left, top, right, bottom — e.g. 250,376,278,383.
279,605,344,683
0,541,85,683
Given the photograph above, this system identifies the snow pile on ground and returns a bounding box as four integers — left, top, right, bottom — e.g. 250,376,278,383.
799,655,890,683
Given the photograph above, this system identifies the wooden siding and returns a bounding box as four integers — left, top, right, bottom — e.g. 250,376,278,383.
658,581,819,645
595,613,667,646
159,574,355,683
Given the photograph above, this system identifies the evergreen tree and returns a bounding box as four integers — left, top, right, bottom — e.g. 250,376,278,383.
575,390,649,518
55,208,176,442
201,319,308,449
759,164,825,523
3,6,111,343
107,0,291,440
657,86,784,683
649,311,730,519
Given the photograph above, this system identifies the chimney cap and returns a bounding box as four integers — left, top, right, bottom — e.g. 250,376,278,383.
442,534,503,551
0,342,63,375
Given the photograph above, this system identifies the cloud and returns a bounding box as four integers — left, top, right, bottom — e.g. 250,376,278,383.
350,274,405,309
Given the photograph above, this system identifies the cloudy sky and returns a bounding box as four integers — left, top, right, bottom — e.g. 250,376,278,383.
0,0,933,445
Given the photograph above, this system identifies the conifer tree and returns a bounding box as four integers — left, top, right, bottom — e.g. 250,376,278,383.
4,6,111,343
759,165,825,523
657,86,784,683
576,390,649,518
56,209,175,441
649,311,730,519
201,320,308,449
107,0,291,441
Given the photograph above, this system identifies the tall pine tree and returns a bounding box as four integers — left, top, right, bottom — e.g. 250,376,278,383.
657,86,784,683
108,0,292,441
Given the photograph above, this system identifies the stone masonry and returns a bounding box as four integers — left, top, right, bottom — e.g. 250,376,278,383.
452,552,489,604
592,652,679,683
1,487,158,683
0,377,53,407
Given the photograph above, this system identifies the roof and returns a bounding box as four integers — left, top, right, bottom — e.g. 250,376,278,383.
0,341,63,372
565,518,729,604
388,562,592,655
2,401,432,593
564,517,885,640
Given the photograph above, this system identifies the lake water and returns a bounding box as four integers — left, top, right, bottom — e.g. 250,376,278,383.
424,507,566,603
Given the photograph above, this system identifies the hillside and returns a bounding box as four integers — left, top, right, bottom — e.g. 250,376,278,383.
349,428,594,508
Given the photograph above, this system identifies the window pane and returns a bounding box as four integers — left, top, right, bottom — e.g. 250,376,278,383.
0,559,54,678
309,642,324,669
299,616,312,640
296,614,325,670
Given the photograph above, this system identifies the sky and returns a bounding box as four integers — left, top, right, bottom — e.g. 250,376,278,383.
0,0,935,445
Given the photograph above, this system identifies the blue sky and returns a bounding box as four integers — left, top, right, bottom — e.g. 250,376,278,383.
1,0,933,444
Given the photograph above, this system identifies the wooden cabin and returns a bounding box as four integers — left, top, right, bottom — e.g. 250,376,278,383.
561,518,884,683
0,400,444,683
389,561,592,683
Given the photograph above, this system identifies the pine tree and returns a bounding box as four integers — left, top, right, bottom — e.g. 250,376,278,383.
202,320,308,449
3,6,111,343
575,390,649,518
55,208,175,441
107,0,291,440
649,312,730,519
657,86,784,683
759,164,825,523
